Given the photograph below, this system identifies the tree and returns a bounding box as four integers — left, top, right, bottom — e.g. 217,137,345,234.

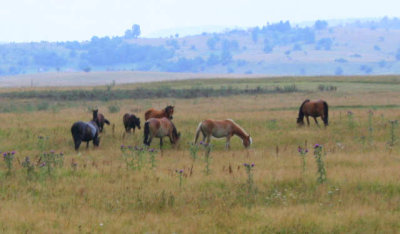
314,20,328,30
124,24,141,39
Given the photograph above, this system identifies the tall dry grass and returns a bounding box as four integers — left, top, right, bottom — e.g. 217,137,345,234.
0,77,399,232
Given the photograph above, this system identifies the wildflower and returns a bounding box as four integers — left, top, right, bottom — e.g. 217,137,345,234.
251,163,255,167
60,152,64,156
50,150,55,154
128,145,133,149
39,162,46,167
179,169,183,174
243,163,249,167
11,151,15,155
199,141,204,145
149,148,156,153
3,152,7,157
314,144,321,149
347,111,353,116
120,144,125,149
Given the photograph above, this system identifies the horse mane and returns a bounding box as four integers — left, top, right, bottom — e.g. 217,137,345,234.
227,119,249,137
298,99,310,120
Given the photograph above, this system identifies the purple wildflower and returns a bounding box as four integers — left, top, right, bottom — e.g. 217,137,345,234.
297,146,302,153
50,150,55,154
314,144,321,149
251,163,255,167
243,163,249,167
39,162,46,167
305,149,309,153
199,141,204,145
149,148,155,153
3,152,7,157
179,169,183,173
60,152,64,156
120,144,125,149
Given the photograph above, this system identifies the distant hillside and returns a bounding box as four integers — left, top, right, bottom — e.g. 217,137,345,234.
1,17,400,77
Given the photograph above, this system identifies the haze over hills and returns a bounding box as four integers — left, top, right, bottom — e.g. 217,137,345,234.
1,17,400,78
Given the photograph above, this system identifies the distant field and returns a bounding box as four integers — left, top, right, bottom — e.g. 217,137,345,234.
0,75,399,233
0,71,270,88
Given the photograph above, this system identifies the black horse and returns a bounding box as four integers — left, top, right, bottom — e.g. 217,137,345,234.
93,109,110,133
71,120,100,150
123,113,141,133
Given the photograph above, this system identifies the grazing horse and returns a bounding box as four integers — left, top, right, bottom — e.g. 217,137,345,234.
93,109,110,132
194,119,252,149
144,105,174,121
71,120,100,151
123,113,141,133
143,117,181,148
297,99,329,127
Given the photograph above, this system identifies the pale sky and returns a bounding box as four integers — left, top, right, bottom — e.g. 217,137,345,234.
1,0,399,42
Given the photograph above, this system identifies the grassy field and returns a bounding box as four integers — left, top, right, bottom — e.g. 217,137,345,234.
0,75,400,233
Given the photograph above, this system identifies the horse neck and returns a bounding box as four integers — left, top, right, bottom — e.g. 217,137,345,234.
231,122,248,140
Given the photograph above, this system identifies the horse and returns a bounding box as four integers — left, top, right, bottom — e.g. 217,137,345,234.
71,120,100,151
297,99,329,127
143,117,181,148
144,105,174,121
93,109,110,132
123,113,141,133
194,119,252,149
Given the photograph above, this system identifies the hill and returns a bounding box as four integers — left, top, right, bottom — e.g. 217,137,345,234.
1,17,400,77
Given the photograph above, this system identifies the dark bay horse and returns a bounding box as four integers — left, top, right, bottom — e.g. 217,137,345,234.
144,105,174,121
71,120,100,151
93,109,110,132
194,119,252,149
297,99,329,127
143,117,180,148
123,113,141,133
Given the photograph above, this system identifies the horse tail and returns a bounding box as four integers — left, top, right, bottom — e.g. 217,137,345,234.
143,121,150,145
298,99,310,119
194,122,203,144
323,101,329,126
104,119,110,125
71,122,81,150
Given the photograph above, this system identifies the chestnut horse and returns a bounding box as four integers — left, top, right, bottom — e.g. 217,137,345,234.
143,117,181,148
144,105,174,121
297,99,329,127
93,109,110,132
123,113,141,133
194,119,252,149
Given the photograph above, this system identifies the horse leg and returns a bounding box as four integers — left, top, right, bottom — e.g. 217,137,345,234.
160,137,163,149
206,134,212,146
86,141,89,149
314,117,320,127
306,116,310,126
225,135,231,150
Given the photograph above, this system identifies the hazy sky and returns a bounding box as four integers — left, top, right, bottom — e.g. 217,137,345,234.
1,0,399,42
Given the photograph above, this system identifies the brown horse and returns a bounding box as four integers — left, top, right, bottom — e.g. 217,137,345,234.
297,99,329,127
194,119,252,149
144,105,174,121
93,109,110,132
123,113,141,133
143,117,181,148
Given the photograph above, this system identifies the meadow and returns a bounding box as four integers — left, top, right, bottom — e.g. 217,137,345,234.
0,75,399,233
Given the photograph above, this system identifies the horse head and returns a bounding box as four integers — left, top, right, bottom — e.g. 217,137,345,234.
135,116,141,129
165,105,174,119
93,109,99,121
243,135,252,148
297,117,305,126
